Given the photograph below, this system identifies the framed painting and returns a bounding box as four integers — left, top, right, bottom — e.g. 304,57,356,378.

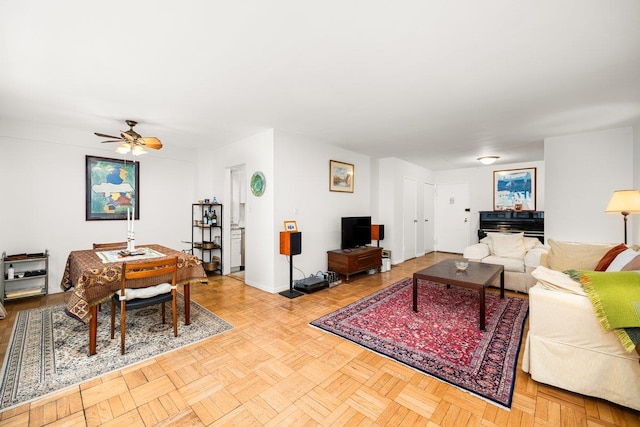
329,160,354,193
86,155,140,220
493,167,536,211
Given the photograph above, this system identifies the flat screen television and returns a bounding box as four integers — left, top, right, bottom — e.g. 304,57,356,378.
341,216,372,249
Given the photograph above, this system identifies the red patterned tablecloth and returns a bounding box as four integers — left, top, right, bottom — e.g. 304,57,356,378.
61,244,207,323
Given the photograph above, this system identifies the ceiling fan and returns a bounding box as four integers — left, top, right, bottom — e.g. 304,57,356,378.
95,120,162,155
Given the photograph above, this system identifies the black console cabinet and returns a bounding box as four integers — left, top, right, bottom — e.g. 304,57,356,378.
478,211,544,242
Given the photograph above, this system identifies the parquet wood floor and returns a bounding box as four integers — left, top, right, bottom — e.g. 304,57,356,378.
0,252,638,426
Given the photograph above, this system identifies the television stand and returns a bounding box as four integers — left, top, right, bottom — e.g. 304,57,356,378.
327,247,382,282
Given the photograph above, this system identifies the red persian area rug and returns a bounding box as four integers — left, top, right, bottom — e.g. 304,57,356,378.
310,277,529,408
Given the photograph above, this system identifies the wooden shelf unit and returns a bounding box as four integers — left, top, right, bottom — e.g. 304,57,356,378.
327,246,382,281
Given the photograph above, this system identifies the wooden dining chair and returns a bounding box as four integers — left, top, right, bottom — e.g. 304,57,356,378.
93,242,127,249
93,242,128,313
110,257,178,355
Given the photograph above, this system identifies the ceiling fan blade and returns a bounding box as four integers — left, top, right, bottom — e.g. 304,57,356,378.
140,137,162,150
120,131,136,141
94,132,122,139
100,140,123,144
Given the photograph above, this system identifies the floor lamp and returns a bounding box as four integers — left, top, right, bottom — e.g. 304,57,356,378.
605,190,640,244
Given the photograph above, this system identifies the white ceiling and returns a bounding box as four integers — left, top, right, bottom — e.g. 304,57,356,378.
2,1,639,170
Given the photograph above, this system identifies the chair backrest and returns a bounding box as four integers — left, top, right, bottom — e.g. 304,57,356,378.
93,242,127,250
120,257,178,294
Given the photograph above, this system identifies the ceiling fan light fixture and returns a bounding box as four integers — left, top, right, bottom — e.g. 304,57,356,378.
478,156,500,165
132,145,147,156
116,143,131,154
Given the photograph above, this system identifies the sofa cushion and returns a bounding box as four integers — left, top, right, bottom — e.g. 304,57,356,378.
621,255,640,271
482,255,525,273
547,239,615,271
606,248,640,271
486,232,526,259
524,247,548,268
480,236,493,253
463,243,491,260
531,266,586,295
115,283,172,301
524,237,544,251
595,243,628,271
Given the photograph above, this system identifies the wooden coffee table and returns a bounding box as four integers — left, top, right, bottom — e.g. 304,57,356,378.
412,259,504,330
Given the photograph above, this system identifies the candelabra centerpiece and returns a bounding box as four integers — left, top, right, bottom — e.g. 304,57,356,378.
126,207,135,251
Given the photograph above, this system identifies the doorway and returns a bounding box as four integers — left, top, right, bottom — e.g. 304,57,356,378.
435,183,470,253
403,177,417,262
229,164,246,281
423,183,434,254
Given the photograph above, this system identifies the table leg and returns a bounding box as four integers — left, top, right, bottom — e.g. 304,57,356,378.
412,274,418,312
479,287,486,330
500,269,505,299
184,282,191,325
89,305,97,356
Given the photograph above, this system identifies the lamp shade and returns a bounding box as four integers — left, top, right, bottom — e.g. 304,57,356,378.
605,190,640,214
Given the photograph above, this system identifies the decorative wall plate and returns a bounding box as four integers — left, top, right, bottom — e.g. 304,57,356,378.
250,171,266,197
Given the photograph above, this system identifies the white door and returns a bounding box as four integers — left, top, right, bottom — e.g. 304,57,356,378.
435,183,470,253
423,183,435,254
403,177,417,261
231,229,242,271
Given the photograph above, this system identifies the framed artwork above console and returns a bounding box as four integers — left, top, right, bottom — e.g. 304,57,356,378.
329,160,354,193
493,167,536,211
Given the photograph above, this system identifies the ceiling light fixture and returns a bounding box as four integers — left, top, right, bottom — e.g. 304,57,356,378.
477,156,500,165
132,145,147,156
115,143,147,156
115,143,130,154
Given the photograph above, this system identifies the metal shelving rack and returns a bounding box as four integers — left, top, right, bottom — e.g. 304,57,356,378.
191,203,223,274
1,250,49,302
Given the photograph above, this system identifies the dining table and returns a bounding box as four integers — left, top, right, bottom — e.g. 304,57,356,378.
61,244,208,355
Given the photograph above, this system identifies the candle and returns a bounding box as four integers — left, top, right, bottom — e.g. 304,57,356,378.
127,207,130,233
131,208,134,232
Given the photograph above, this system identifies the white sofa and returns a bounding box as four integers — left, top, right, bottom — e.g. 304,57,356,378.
522,240,640,411
463,232,547,293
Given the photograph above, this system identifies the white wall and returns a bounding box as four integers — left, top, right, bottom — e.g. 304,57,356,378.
274,131,371,292
433,161,545,245
0,127,199,295
545,127,634,243
201,129,372,293
377,158,434,264
201,129,276,292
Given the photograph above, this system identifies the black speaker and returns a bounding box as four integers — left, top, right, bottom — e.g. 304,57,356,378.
280,231,302,255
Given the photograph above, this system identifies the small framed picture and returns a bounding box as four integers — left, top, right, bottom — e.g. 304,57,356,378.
284,220,298,232
329,160,354,193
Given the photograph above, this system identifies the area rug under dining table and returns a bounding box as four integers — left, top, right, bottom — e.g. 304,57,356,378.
310,277,529,409
0,295,233,411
